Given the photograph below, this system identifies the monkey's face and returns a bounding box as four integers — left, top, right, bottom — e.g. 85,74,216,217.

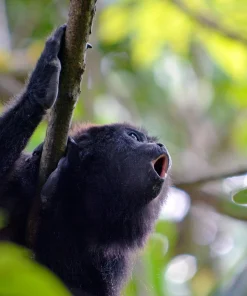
73,124,171,216
40,124,172,245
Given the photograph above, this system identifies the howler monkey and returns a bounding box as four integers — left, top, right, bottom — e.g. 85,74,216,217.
0,25,171,296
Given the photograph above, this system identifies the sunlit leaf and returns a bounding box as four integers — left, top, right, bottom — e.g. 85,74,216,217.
99,0,192,67
226,83,247,108
99,5,130,44
232,117,247,154
232,188,247,205
200,31,247,79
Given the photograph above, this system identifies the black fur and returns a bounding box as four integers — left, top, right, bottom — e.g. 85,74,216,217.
0,24,65,244
0,25,171,296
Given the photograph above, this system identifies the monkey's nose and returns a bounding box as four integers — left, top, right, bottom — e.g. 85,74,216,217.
157,143,164,148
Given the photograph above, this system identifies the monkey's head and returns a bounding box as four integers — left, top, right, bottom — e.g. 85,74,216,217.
42,123,171,248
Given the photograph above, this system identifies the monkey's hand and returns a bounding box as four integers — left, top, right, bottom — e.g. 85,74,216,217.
24,142,44,164
32,142,44,158
27,24,66,110
40,137,80,208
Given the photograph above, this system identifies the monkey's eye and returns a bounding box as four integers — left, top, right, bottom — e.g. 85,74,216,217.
129,132,140,142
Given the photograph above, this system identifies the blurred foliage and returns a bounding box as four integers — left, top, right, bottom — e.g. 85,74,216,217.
0,242,70,295
99,0,247,79
1,0,247,295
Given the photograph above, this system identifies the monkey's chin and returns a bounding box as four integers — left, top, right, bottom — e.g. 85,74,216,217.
151,154,168,180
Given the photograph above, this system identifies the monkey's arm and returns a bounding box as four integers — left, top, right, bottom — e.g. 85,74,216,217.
0,25,66,179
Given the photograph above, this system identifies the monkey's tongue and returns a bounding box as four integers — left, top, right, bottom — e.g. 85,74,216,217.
151,155,168,179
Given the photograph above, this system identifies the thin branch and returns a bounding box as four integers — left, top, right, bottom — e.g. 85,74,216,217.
170,0,247,45
28,0,97,246
174,167,247,189
39,0,97,184
187,189,247,222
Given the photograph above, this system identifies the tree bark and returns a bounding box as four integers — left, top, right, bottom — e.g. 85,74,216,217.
27,0,97,246
39,0,97,184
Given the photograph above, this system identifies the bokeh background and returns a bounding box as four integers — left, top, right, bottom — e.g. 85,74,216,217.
1,0,247,295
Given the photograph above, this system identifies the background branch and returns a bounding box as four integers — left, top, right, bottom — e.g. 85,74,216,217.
187,189,247,222
170,0,247,45
175,167,247,189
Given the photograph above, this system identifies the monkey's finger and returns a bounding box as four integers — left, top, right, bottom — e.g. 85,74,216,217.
32,142,44,157
66,137,80,167
41,169,59,206
67,136,77,146
50,24,67,44
40,157,67,207
45,24,67,56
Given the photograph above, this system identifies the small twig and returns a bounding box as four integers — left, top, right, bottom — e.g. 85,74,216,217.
175,168,247,189
170,0,247,45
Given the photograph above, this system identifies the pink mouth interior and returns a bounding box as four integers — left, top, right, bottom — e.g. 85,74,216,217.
152,155,168,179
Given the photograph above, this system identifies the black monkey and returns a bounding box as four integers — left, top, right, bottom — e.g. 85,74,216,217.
0,24,66,244
0,25,171,296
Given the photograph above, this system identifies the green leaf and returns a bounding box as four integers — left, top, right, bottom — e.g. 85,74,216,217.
232,188,247,205
0,242,71,296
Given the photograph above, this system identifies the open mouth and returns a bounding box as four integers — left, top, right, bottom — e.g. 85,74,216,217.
151,154,169,179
